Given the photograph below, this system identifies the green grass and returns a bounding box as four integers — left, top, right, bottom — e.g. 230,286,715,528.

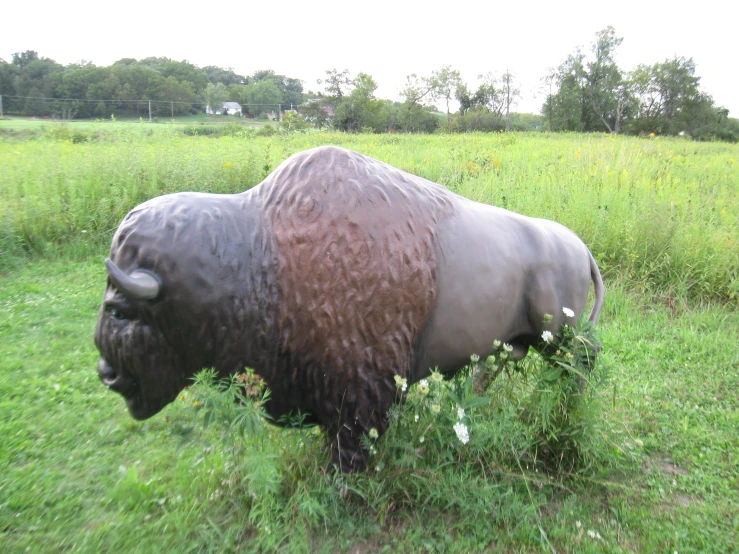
0,114,271,129
1,128,738,551
1,261,737,552
2,130,737,300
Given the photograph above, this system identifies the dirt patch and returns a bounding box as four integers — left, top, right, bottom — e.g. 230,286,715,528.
643,458,689,476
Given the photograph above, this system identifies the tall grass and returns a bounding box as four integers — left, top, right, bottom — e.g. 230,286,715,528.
1,128,737,301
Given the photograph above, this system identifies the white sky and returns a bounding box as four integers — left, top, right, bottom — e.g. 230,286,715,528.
3,0,737,116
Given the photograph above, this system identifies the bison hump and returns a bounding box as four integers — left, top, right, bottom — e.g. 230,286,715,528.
260,146,455,383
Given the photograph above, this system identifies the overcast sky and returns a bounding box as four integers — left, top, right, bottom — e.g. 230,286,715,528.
3,0,737,116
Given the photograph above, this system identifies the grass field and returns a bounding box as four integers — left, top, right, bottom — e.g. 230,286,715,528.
1,121,738,552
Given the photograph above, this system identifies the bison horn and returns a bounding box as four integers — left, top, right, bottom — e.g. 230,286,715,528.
105,258,161,300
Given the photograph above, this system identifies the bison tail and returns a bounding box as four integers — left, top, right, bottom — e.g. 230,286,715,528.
587,251,605,325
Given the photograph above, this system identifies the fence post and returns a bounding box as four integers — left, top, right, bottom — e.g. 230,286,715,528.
148,100,152,122
0,95,3,117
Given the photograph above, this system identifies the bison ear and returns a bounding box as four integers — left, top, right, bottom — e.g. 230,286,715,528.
105,258,161,300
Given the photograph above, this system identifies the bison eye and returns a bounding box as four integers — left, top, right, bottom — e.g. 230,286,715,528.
106,305,130,321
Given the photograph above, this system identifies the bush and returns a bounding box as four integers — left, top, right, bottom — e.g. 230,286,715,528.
256,124,276,137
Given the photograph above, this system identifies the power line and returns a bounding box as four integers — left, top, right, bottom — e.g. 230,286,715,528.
2,94,286,107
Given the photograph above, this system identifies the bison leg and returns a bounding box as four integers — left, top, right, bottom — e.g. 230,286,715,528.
327,397,393,472
328,421,371,472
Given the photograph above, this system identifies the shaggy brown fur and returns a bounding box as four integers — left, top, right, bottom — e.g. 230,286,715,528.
256,147,455,468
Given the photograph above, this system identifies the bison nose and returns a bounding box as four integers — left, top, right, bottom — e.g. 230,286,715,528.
97,359,136,395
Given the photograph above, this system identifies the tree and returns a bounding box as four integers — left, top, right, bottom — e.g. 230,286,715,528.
472,73,504,117
627,57,703,135
298,99,332,129
400,73,434,109
540,67,557,131
203,82,228,114
586,26,624,133
319,68,353,99
202,65,245,86
245,79,282,117
500,71,521,132
398,73,437,132
428,65,462,120
332,72,386,132
653,57,701,134
11,50,40,68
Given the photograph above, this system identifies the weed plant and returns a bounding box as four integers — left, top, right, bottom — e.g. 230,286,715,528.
179,311,621,551
1,129,736,303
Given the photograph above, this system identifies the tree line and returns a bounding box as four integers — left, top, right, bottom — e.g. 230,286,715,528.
540,27,736,141
2,28,737,141
0,51,304,119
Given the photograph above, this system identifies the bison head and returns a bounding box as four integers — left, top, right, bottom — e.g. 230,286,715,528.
94,258,193,419
94,192,276,420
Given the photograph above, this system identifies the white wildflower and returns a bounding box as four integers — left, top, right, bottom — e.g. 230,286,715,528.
503,343,513,352
429,371,443,384
541,330,554,343
420,436,425,443
493,340,501,348
368,428,379,440
562,307,575,318
414,414,419,422
457,407,465,420
470,353,480,363
453,422,470,445
575,520,582,529
420,379,429,387
394,375,408,392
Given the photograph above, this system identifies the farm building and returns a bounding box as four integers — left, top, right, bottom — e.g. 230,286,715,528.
205,101,242,115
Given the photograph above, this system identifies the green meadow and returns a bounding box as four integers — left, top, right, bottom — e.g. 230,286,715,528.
1,121,737,552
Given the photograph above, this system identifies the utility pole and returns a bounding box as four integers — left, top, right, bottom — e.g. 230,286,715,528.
171,101,174,119
148,100,152,122
0,95,3,117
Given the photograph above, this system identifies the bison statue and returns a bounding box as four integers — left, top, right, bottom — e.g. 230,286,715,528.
95,145,604,471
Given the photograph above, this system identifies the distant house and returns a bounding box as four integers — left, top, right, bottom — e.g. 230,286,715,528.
205,101,242,115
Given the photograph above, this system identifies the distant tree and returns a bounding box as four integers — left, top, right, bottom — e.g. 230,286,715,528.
540,67,557,131
653,57,701,134
586,26,624,133
298,99,332,129
428,65,462,119
245,79,282,117
11,50,40,68
472,72,504,117
398,73,437,132
157,60,208,93
202,65,245,86
544,50,588,131
500,71,521,132
277,77,305,108
203,82,228,114
157,77,197,116
319,68,353,99
455,82,474,115
333,72,386,132
400,73,434,109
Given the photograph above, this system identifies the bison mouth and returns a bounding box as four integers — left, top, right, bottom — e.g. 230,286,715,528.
97,359,146,419
97,358,175,420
